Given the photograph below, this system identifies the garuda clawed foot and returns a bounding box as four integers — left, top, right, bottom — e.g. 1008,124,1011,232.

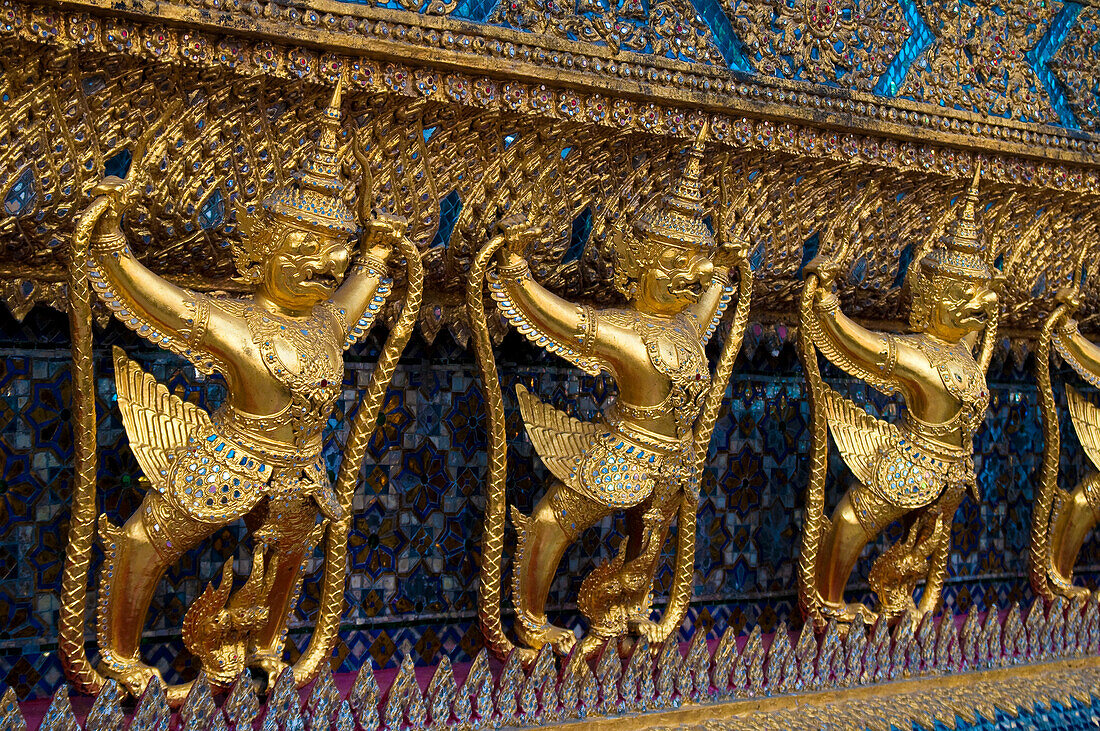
99,648,167,697
517,610,577,655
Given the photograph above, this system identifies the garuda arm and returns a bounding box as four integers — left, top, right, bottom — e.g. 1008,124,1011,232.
323,216,401,349
83,179,233,375
801,273,904,489
804,282,902,397
1054,310,1100,469
1055,316,1100,390
488,249,605,377
490,250,734,374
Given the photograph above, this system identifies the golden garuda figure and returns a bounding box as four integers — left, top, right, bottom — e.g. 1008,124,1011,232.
1031,247,1100,601
467,125,753,659
798,168,1000,628
58,81,424,703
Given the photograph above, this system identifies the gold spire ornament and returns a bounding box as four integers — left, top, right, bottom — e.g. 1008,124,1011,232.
1030,242,1100,602
58,80,425,703
798,166,1000,629
468,124,754,658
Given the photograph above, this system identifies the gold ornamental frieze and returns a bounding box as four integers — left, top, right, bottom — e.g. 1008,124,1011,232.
5,0,1100,167
0,38,1098,338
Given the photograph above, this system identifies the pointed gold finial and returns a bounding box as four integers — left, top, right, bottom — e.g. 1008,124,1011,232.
630,121,714,253
260,77,357,235
918,161,990,282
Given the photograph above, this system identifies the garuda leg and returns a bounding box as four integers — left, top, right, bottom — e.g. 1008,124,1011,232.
621,490,682,641
513,480,614,653
816,484,908,624
245,495,323,677
1049,472,1100,597
98,491,225,694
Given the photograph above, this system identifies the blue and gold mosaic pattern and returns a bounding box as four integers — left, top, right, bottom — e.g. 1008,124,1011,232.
0,305,1097,700
909,695,1100,731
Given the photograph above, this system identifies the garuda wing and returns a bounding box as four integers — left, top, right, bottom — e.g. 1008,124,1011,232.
1066,385,1100,473
515,384,600,487
113,346,213,483
822,385,898,486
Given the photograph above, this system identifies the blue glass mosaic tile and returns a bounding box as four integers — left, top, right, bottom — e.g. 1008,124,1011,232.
0,306,1097,699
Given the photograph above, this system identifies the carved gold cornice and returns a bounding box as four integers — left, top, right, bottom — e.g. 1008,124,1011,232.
10,0,1100,178
2,0,1100,336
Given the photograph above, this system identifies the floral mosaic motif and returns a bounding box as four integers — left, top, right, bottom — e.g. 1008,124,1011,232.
488,0,726,64
727,0,909,91
1050,6,1100,131
897,0,1062,124
0,310,1097,699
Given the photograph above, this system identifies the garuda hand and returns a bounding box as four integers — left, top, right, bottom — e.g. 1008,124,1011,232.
496,213,543,264
803,252,843,289
712,236,749,270
363,212,406,265
1054,285,1082,334
87,176,140,237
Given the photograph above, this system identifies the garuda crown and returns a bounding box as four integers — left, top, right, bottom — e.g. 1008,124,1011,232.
919,164,991,283
231,79,358,282
262,78,358,236
615,123,715,296
632,121,716,254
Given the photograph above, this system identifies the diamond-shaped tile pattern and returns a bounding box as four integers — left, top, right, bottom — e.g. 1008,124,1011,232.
0,307,1097,699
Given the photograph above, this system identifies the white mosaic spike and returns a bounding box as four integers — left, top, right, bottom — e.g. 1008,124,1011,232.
816,619,843,689
763,623,792,695
37,685,78,731
333,702,353,731
131,676,171,731
306,669,340,731
1084,596,1100,654
462,650,493,727
527,644,559,723
866,617,890,684
84,679,124,731
960,610,981,670
179,673,221,731
559,649,597,721
740,625,764,697
915,613,936,676
842,621,866,688
710,627,738,698
0,687,27,731
383,654,425,731
936,614,961,672
793,622,817,692
223,670,261,731
494,649,525,727
595,639,623,716
654,636,681,709
425,656,458,730
1003,604,1026,665
1025,599,1047,662
348,663,380,731
979,610,1001,669
262,668,304,731
889,618,914,681
620,637,652,712
678,631,710,704
1049,597,1067,659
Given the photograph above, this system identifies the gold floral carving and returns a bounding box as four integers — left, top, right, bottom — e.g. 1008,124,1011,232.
899,0,1062,124
1051,7,1100,131
729,0,907,91
490,0,724,64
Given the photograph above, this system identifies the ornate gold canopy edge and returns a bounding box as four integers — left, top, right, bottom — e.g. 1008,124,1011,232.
542,656,1100,731
13,0,1100,175
3,0,1100,336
